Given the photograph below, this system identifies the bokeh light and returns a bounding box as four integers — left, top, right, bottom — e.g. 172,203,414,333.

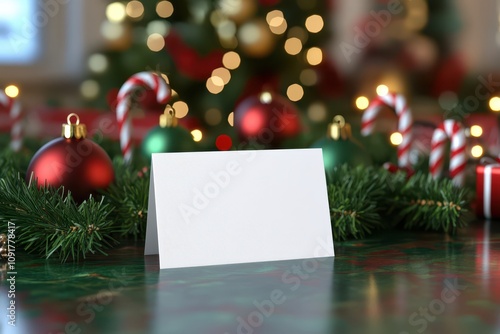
489,97,500,112
191,129,203,142
471,145,483,158
156,1,174,18
390,132,403,146
4,85,19,98
470,125,483,137
306,47,322,65
305,14,324,33
106,2,126,23
355,96,370,110
376,84,389,96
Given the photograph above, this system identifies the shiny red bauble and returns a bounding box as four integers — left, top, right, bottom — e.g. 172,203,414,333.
26,137,114,202
234,92,301,148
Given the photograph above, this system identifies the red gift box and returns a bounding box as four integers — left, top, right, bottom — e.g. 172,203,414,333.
476,163,500,219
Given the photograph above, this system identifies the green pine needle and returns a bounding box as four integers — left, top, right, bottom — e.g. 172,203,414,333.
0,172,118,262
101,159,150,239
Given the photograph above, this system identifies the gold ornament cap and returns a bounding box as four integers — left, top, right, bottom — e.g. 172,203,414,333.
159,105,178,128
327,115,352,140
62,113,87,139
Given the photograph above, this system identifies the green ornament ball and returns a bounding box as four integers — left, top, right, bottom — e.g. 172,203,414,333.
141,126,195,160
312,138,371,172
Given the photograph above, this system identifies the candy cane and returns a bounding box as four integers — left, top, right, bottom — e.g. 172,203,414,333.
116,72,171,162
0,90,22,152
429,119,466,187
361,93,413,167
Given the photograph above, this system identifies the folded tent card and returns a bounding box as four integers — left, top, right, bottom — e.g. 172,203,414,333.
145,148,334,269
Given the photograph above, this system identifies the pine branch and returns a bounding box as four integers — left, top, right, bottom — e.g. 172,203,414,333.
326,165,406,240
0,173,119,262
394,172,470,233
102,159,150,239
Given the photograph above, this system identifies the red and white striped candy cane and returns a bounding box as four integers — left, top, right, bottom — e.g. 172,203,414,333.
429,119,466,187
361,93,413,167
116,72,171,162
0,90,22,152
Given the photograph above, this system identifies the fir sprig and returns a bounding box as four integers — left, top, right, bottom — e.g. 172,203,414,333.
395,172,470,233
101,159,150,238
0,174,118,262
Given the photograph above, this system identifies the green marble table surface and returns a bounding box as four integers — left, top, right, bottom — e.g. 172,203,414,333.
1,221,499,334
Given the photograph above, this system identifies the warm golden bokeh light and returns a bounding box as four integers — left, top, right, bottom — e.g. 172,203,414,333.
212,67,231,84
172,101,189,118
4,85,19,98
470,125,483,138
489,97,500,112
206,77,224,94
156,1,174,18
266,10,283,24
106,2,126,23
191,129,203,142
376,84,389,96
228,112,234,126
222,51,241,69
471,145,484,158
390,132,403,146
284,37,302,55
147,33,166,52
126,1,144,19
306,47,322,65
287,84,304,102
305,14,324,33
355,96,370,110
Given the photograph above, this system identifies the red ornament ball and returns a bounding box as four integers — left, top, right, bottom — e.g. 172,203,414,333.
26,114,114,202
234,92,301,148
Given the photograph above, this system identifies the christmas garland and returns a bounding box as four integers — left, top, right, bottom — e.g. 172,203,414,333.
0,148,471,263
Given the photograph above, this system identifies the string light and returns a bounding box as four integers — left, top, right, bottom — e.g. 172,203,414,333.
191,129,203,142
212,67,231,85
4,85,19,98
147,33,166,52
376,84,389,96
390,132,403,146
106,2,126,23
206,77,224,94
470,125,483,137
222,51,241,69
156,1,174,18
355,96,370,110
172,101,189,118
284,37,302,55
305,15,324,33
126,1,144,19
306,47,322,66
489,97,500,112
471,145,483,158
287,84,304,102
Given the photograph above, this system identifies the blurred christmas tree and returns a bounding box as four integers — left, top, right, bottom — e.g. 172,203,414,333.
83,0,340,148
